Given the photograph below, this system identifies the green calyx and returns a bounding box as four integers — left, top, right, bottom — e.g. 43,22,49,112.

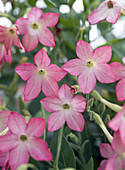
32,23,39,29
86,60,94,68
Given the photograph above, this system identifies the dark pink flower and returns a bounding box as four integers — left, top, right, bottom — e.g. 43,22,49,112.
15,49,66,101
0,25,23,52
110,62,125,101
98,131,125,170
15,7,59,52
0,112,52,170
0,110,10,133
63,40,115,94
88,0,125,24
41,84,86,132
108,104,125,145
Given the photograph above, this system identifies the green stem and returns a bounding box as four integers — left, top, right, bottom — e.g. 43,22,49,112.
54,124,64,170
41,103,46,141
0,84,9,92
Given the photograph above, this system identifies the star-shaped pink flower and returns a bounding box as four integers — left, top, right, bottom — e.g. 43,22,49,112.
15,7,59,52
88,0,125,24
0,25,23,52
41,84,86,132
15,49,66,101
0,112,52,170
110,62,125,101
62,40,115,94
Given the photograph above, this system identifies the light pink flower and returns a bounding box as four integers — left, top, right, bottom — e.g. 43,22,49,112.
0,152,9,170
108,104,125,146
0,112,52,170
88,0,125,24
15,49,66,101
41,84,86,132
0,25,23,52
98,131,125,170
0,110,10,133
62,40,115,94
15,7,59,52
110,62,125,101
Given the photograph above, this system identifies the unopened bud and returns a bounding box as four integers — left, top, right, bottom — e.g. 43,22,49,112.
98,102,106,115
68,132,78,144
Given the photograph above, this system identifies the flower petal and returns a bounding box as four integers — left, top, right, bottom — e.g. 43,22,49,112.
116,78,125,101
62,59,84,76
72,95,86,112
26,118,46,137
58,84,73,101
34,49,51,68
93,46,112,63
38,27,55,47
27,138,52,161
48,111,65,132
0,152,8,168
0,110,10,133
66,111,85,132
40,12,59,27
76,40,93,61
100,143,114,158
15,17,28,35
105,154,117,170
4,49,12,63
28,7,42,21
8,112,26,134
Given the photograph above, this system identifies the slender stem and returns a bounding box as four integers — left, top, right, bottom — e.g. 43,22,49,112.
54,124,64,170
41,103,46,141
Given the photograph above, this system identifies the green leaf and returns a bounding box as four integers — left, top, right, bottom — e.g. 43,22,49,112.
28,0,37,6
19,96,26,115
84,157,94,170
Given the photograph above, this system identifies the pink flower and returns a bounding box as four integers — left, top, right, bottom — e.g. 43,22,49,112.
0,110,10,133
62,40,115,94
88,0,125,24
98,131,125,170
108,104,125,146
0,152,9,170
0,112,52,170
110,62,125,101
0,25,23,52
15,7,59,52
41,84,86,132
15,49,66,101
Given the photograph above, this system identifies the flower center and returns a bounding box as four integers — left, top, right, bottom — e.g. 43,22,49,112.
20,134,28,142
63,103,70,109
9,29,15,34
32,23,39,29
86,60,94,68
107,1,113,8
38,69,45,75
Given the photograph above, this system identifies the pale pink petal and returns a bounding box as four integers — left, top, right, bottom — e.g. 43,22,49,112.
4,33,13,51
48,111,65,132
13,31,23,49
41,96,62,112
0,44,5,62
15,17,28,35
106,5,121,24
122,56,125,65
34,49,51,68
0,110,10,133
8,112,26,134
105,154,117,170
110,62,125,81
0,33,6,42
62,59,84,76
40,12,59,27
100,143,114,158
97,160,107,170
116,78,125,101
108,112,122,131
94,64,115,83
26,118,46,137
15,63,37,81
4,49,12,63
88,1,109,25
119,123,125,147
58,84,73,101
114,157,123,170
46,64,67,81
93,46,112,63
28,7,42,21
24,76,42,101
41,76,59,96
76,40,93,61
38,27,55,47
72,95,86,112
0,152,8,168
66,111,84,132
9,144,29,170
0,133,18,152
78,68,96,94
27,138,52,161
22,32,38,52
0,25,7,32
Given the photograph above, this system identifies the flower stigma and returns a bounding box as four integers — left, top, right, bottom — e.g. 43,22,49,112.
20,134,28,142
63,103,70,109
107,1,113,8
86,60,94,68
